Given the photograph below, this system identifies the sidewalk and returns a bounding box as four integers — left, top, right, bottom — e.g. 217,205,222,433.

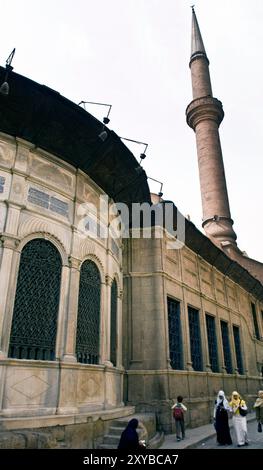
159,413,256,449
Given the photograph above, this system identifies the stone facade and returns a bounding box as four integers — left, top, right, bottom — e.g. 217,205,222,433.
0,133,124,420
123,231,263,432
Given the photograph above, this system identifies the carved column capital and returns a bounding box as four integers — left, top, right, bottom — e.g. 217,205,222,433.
1,234,20,250
105,275,112,286
68,256,81,270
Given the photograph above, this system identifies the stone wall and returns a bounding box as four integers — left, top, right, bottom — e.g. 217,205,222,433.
0,133,123,418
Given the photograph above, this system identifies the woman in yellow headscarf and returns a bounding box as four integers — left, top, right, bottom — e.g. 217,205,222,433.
253,390,263,433
229,391,248,446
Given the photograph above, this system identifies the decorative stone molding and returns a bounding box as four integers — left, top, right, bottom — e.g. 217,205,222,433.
105,275,112,286
118,290,123,300
68,256,81,270
0,234,20,250
16,232,69,266
186,96,224,129
18,214,71,254
79,251,105,281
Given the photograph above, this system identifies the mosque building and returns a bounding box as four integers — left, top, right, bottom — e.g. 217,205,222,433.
0,9,262,448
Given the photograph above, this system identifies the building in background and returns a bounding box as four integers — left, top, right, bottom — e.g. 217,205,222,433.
0,8,262,448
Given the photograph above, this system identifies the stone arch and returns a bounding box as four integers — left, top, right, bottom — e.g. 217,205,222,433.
75,259,101,364
17,232,69,266
8,238,62,361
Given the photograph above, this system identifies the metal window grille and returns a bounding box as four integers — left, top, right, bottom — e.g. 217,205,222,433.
233,326,244,375
205,314,219,372
110,280,117,366
76,261,101,364
220,320,232,374
251,303,260,340
8,239,62,361
167,298,183,370
188,306,203,371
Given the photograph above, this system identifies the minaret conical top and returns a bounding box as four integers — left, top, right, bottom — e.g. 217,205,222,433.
190,7,208,65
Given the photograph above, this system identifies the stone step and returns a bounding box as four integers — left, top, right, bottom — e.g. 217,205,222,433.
109,426,124,436
111,420,128,428
98,443,116,449
103,434,120,446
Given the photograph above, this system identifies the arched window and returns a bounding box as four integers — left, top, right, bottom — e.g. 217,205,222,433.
8,239,62,360
110,279,118,366
76,260,101,364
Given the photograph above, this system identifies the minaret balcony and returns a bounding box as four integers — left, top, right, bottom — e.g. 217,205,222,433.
186,96,224,130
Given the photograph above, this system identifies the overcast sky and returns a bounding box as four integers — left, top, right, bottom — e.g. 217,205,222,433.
1,0,262,261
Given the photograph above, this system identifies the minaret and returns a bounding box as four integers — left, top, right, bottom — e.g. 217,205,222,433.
186,7,237,249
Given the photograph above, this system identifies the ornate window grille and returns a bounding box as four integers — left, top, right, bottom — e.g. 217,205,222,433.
167,298,183,370
8,239,62,361
205,314,219,372
220,320,232,373
76,260,101,364
251,302,260,340
110,279,117,366
188,306,203,371
233,325,244,374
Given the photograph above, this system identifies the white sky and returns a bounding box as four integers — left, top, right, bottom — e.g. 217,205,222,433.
1,0,263,261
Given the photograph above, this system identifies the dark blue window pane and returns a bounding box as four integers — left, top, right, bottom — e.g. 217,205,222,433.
8,239,62,361
220,321,232,374
168,298,183,370
188,306,202,371
233,326,244,375
76,261,101,364
251,303,260,340
206,314,219,372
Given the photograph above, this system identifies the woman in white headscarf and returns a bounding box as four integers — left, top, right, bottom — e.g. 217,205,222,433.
213,390,232,445
229,391,248,446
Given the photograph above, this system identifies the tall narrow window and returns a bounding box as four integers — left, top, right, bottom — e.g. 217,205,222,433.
205,314,219,372
251,303,260,340
167,298,183,370
76,260,101,364
233,325,244,375
8,239,62,360
220,320,232,374
188,306,202,371
110,279,117,366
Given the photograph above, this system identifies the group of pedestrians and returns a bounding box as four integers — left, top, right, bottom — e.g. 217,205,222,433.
117,390,263,449
171,390,263,447
213,389,263,446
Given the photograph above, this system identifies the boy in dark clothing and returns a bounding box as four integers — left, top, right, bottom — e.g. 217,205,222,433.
171,395,187,441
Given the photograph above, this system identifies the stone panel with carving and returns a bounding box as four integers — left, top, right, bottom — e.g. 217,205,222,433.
76,370,103,404
29,154,74,196
0,139,16,168
3,366,58,408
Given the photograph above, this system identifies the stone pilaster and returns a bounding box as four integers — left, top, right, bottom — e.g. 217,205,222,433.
0,235,20,358
116,289,123,368
62,256,81,362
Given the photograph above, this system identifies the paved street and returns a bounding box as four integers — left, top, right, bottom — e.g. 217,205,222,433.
195,420,263,449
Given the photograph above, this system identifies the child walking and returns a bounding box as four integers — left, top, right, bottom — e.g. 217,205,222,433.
172,395,187,441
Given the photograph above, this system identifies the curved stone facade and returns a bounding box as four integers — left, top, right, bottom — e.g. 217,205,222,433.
0,133,124,418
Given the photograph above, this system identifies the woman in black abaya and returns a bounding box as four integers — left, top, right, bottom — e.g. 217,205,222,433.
118,418,143,450
214,390,232,445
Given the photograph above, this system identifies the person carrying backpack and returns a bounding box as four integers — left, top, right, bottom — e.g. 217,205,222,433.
171,395,187,441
